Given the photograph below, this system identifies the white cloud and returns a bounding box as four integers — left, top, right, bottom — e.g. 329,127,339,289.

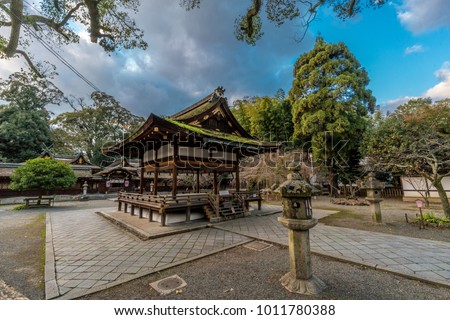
424,62,450,100
382,62,450,111
1,0,311,117
404,44,424,55
383,96,417,111
397,0,450,33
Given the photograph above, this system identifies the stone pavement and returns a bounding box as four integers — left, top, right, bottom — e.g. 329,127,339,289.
45,204,450,300
46,207,251,299
215,212,450,288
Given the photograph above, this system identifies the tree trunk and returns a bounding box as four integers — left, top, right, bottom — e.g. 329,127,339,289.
433,179,450,218
328,167,338,198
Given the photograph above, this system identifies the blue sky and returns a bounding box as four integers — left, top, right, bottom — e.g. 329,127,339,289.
311,1,450,110
1,1,450,115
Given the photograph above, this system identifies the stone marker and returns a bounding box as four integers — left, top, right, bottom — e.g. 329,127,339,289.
276,167,326,295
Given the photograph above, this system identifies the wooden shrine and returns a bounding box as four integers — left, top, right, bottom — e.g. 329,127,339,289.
103,87,277,225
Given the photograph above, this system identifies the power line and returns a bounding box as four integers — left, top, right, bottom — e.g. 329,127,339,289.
10,1,101,92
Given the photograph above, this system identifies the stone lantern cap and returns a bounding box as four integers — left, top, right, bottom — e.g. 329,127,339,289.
364,172,385,190
276,167,321,198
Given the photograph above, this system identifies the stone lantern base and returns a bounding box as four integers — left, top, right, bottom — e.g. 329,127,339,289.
280,273,326,295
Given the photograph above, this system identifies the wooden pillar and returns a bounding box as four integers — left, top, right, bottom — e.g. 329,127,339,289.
153,165,159,195
139,158,144,194
196,170,200,193
172,139,178,198
172,165,178,197
235,152,240,192
213,171,218,195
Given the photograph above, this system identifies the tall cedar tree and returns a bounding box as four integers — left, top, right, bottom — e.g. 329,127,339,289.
289,37,375,196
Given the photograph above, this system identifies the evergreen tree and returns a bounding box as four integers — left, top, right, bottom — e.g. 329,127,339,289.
0,69,63,162
289,37,375,196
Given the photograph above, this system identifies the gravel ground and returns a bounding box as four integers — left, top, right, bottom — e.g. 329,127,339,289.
81,244,450,300
0,209,45,299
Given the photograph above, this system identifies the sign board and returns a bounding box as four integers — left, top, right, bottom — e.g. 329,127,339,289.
106,181,111,188
124,180,129,187
415,199,423,208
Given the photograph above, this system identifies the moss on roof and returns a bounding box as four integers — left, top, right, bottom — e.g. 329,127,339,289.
172,101,216,120
165,118,276,147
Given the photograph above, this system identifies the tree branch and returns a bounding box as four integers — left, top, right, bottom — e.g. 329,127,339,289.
14,49,42,77
3,0,23,57
243,0,262,38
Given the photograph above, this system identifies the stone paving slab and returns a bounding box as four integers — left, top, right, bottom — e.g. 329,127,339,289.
215,212,450,288
46,207,251,299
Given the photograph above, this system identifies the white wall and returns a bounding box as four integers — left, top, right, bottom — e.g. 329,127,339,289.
401,176,450,200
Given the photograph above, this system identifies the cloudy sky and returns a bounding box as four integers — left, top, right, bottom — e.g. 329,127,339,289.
1,0,450,116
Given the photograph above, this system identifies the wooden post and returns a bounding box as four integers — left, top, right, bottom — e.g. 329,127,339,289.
235,164,240,193
149,209,153,222
139,207,143,218
196,170,200,193
186,197,191,222
213,171,218,195
139,167,144,194
172,139,178,198
172,165,178,198
153,166,159,195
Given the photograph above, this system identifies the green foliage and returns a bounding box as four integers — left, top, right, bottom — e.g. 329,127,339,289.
0,69,62,162
9,158,77,192
51,91,145,166
1,0,147,73
417,212,450,227
232,92,294,142
181,0,386,45
289,38,375,192
363,99,450,217
12,204,27,211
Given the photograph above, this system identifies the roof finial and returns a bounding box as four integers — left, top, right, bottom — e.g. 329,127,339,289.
209,86,226,102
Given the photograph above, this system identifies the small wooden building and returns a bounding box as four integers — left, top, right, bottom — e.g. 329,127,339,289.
104,86,277,196
103,87,278,225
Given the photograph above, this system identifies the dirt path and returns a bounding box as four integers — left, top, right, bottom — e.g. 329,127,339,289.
0,209,46,299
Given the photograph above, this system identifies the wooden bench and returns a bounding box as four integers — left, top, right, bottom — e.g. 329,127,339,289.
23,197,54,208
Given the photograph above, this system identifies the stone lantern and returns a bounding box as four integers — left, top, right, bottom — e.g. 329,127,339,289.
365,172,384,224
277,167,326,295
81,181,89,200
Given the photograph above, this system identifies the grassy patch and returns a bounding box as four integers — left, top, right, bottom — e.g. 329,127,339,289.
12,204,28,211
